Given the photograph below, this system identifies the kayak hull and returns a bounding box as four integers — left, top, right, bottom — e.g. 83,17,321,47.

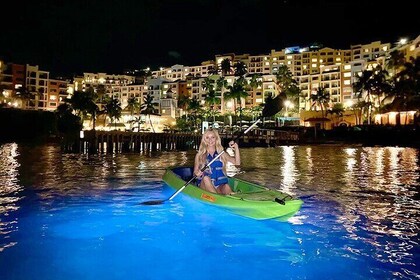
162,166,303,220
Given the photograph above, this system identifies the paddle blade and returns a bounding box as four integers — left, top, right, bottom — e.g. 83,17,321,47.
262,92,286,118
139,200,166,205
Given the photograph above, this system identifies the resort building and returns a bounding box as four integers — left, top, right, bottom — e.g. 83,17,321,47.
1,34,419,131
0,61,69,111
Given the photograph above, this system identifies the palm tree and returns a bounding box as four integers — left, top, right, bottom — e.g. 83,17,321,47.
204,89,220,123
202,77,220,123
67,90,90,122
84,87,100,130
247,74,263,109
353,69,375,124
225,79,248,126
177,94,191,118
55,103,83,140
16,86,33,109
326,103,345,127
104,96,122,130
234,61,247,77
389,56,420,124
371,66,392,106
221,58,231,76
202,77,214,92
126,96,140,130
141,93,157,132
274,64,301,111
386,50,406,76
187,96,202,131
309,87,330,129
247,74,263,91
353,66,391,124
216,76,228,91
275,65,293,89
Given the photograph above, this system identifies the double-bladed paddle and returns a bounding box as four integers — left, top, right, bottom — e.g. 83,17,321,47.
140,93,285,205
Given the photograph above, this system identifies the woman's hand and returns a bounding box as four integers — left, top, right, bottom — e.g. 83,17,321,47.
229,141,239,149
195,170,203,177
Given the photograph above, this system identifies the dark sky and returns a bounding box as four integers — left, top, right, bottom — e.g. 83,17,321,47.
2,0,418,77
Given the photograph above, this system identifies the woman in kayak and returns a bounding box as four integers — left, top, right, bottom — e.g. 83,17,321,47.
194,128,240,195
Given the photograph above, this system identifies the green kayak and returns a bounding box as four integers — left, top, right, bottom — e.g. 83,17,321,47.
162,166,303,221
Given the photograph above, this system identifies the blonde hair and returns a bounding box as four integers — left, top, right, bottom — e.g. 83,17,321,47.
197,128,227,173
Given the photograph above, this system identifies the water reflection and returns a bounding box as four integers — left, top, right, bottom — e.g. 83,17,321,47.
239,145,419,268
280,146,297,195
0,143,419,275
0,143,22,252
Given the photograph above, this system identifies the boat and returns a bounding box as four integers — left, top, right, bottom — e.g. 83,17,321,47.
162,166,303,220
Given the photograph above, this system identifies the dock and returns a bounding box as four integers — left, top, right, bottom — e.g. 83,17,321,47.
77,129,300,154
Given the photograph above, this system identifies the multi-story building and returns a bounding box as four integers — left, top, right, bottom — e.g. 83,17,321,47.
0,62,68,111
151,61,215,81
248,54,271,75
46,78,69,111
0,60,18,107
2,34,418,130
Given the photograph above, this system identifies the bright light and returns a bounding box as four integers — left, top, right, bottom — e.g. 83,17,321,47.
399,38,407,45
284,100,292,108
345,100,353,108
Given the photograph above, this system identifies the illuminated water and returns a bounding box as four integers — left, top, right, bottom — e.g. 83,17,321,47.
0,143,419,280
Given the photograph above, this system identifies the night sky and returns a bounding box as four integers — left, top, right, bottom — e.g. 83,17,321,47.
2,0,418,77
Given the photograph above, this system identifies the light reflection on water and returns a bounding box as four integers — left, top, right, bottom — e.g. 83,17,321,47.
0,143,22,251
0,143,419,279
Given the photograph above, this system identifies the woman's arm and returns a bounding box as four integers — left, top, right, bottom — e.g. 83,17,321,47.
225,141,240,165
194,153,203,177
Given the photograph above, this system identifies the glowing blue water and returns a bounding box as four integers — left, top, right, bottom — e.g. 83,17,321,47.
0,144,419,280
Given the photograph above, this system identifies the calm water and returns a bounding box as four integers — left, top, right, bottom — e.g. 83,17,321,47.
0,143,419,280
